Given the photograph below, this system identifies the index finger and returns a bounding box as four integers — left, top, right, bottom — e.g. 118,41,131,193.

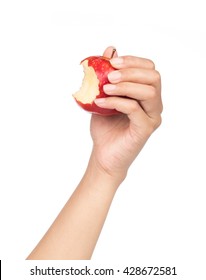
110,55,155,70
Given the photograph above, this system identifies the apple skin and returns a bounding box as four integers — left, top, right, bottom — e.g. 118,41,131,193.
73,56,120,115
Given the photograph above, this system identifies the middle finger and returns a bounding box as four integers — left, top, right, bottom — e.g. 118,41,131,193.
108,68,160,86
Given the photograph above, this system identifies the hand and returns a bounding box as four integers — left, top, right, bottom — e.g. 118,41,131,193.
90,47,162,183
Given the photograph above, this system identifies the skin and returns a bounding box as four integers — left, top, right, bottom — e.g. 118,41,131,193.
27,46,162,260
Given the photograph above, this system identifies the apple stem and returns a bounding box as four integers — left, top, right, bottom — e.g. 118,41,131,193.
111,48,116,59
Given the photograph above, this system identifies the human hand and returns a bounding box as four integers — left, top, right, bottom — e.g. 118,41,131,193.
26,47,162,260
90,46,162,184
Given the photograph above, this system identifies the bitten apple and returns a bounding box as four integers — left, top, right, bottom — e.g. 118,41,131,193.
73,54,120,115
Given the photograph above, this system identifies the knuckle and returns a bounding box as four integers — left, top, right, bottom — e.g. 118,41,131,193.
153,70,161,84
155,115,162,128
152,115,162,130
148,86,156,99
147,59,156,69
129,100,140,113
143,116,162,137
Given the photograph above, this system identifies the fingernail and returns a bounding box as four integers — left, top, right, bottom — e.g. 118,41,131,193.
103,84,116,93
110,57,123,66
94,98,106,105
108,71,121,82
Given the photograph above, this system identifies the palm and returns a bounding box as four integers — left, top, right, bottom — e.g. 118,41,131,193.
90,113,137,176
91,113,128,144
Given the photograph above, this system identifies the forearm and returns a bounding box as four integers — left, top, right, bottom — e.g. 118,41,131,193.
27,154,121,260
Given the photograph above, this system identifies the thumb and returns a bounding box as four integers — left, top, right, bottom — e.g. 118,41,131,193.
103,46,118,58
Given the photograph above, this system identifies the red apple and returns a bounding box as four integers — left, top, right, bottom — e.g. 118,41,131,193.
73,55,120,115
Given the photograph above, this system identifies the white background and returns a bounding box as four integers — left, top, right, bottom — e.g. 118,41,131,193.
0,0,206,279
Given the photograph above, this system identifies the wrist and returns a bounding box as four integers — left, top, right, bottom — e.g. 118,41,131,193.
85,151,126,192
